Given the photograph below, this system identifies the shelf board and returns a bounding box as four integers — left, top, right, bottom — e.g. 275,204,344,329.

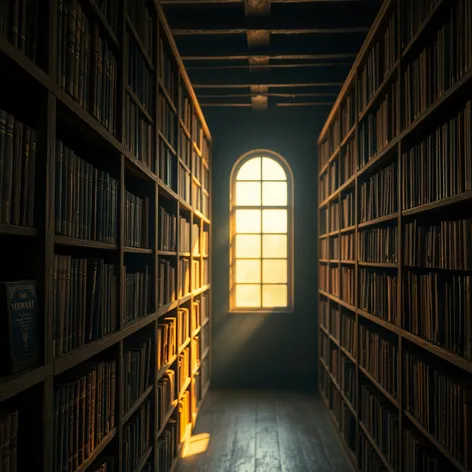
319,233,329,239
339,344,356,364
359,365,399,408
123,151,158,183
178,337,192,355
54,313,157,375
340,125,356,147
179,157,191,174
340,225,356,234
358,261,397,268
402,190,472,217
88,0,120,48
0,364,53,403
401,329,472,374
340,260,355,265
158,250,177,256
157,400,178,438
76,428,117,472
136,446,153,472
179,252,191,257
126,17,154,69
201,346,210,360
338,174,356,195
357,308,399,335
404,411,468,472
157,355,178,382
158,300,179,317
0,223,39,237
179,377,192,399
158,78,178,114
127,86,154,124
179,119,191,139
158,130,177,156
124,246,153,254
359,421,394,472
357,136,399,179
358,61,399,123
122,385,153,426
55,235,118,250
358,213,398,229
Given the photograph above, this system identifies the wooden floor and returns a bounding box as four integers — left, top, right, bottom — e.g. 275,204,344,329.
177,390,352,472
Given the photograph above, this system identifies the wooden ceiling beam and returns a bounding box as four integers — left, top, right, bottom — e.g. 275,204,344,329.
193,82,342,88
197,92,338,97
276,102,333,106
200,103,253,107
187,62,351,69
182,53,356,61
172,27,369,35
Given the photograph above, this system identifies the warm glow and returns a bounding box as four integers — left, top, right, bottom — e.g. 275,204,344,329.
232,155,290,309
262,181,287,206
237,157,261,180
182,433,211,458
262,157,286,180
236,210,261,233
236,284,261,307
235,234,261,258
236,181,261,206
263,284,288,307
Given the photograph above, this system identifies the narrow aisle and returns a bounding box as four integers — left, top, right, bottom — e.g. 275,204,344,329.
178,391,352,472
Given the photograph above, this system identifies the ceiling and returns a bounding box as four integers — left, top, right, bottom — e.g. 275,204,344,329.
162,0,383,110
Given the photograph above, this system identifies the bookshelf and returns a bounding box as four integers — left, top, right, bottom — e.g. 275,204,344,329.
318,0,472,471
0,0,211,471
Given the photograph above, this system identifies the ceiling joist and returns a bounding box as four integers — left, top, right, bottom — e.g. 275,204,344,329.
186,61,351,69
193,82,343,88
197,92,338,97
172,27,369,35
182,53,357,61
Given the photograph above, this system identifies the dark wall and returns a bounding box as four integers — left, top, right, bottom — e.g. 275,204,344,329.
205,107,328,391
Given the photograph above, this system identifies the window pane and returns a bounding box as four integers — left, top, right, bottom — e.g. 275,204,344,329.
237,157,261,180
262,209,287,233
235,235,261,258
262,182,287,206
262,235,287,258
236,284,261,307
236,182,261,206
236,260,261,283
262,285,287,307
236,210,261,233
263,259,287,283
262,157,286,180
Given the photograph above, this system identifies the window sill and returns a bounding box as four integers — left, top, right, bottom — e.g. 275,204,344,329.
230,309,294,315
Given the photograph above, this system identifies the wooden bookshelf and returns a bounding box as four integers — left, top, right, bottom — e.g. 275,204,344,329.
318,0,472,471
0,0,212,471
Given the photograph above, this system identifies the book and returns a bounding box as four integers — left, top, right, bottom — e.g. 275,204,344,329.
0,280,38,374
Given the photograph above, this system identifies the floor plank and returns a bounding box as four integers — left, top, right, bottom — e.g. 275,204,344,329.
177,391,352,472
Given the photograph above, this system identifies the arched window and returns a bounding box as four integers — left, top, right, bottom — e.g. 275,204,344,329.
230,150,294,312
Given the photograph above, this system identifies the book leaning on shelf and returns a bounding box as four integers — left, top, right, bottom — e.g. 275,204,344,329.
0,281,38,374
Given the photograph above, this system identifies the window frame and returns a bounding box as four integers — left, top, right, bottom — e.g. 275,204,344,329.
229,149,294,313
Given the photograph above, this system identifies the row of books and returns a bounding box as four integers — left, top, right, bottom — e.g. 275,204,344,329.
178,165,191,204
320,207,327,234
177,303,201,347
178,347,190,393
157,370,176,429
341,88,356,138
402,100,472,210
359,269,398,325
319,263,329,293
358,82,398,169
97,0,119,35
0,410,18,472
157,318,176,371
179,217,191,253
341,266,355,305
178,258,190,298
57,1,118,134
359,432,388,472
404,218,472,270
124,92,153,170
340,356,355,407
360,384,399,470
202,191,209,217
55,141,118,243
53,360,116,472
358,10,397,113
123,334,152,414
158,259,176,307
359,225,397,263
329,201,340,232
191,336,201,375
404,351,472,465
193,151,203,184
0,111,36,227
360,324,398,397
320,172,329,202
123,265,152,325
180,132,192,170
333,390,357,454
122,400,152,472
329,160,339,195
402,0,441,46
340,309,356,357
404,270,472,360
159,140,176,192
192,115,203,152
341,233,354,261
193,181,202,213
53,256,117,357
319,114,341,171
202,164,210,192
329,305,339,341
201,323,210,355
319,139,330,172
0,0,39,62
157,419,177,472
329,236,340,260
360,161,397,223
127,0,153,57
127,32,153,112
158,206,177,252
320,237,328,260
124,191,150,248
158,38,178,105
404,427,449,472
342,192,355,228
404,0,472,126
91,457,116,472
341,137,356,184
158,94,178,150
180,91,193,132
